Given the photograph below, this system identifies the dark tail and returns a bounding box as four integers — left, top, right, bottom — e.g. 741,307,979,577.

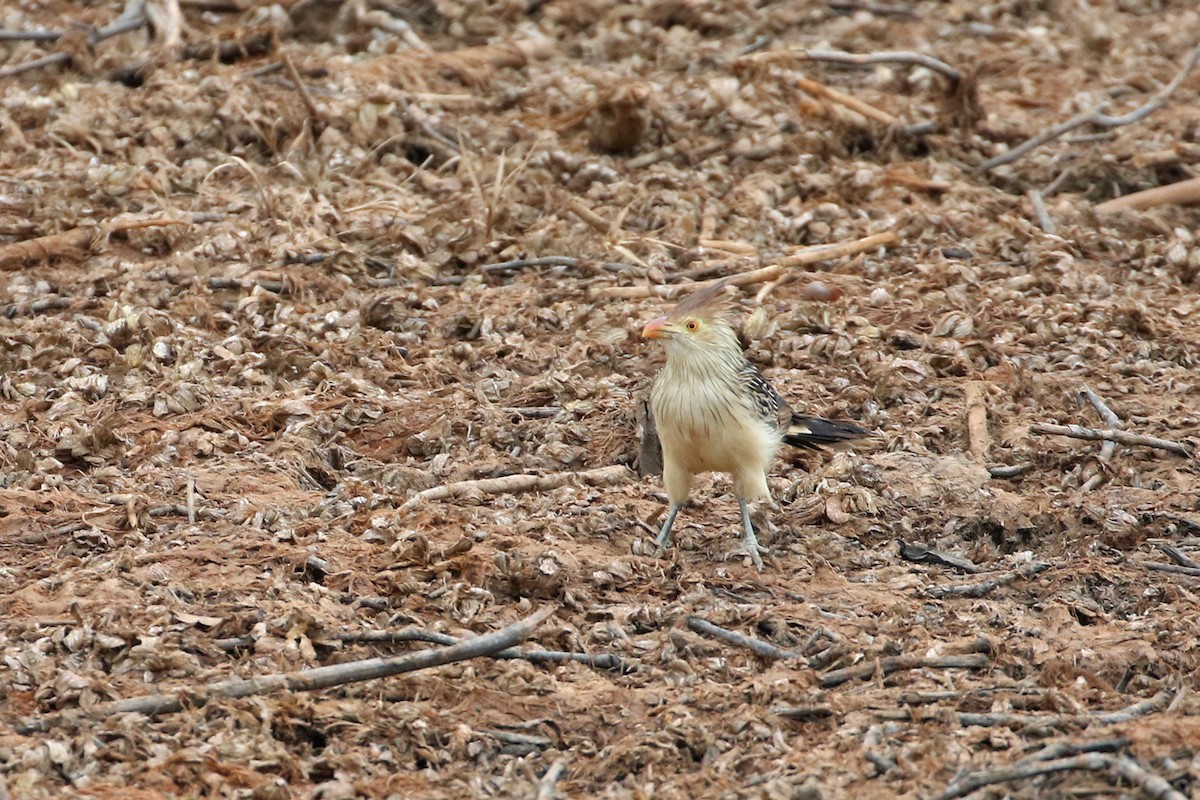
783,415,871,450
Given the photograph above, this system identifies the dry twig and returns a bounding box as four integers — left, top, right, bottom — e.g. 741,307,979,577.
1141,561,1200,578
820,652,989,688
1028,189,1056,234
1093,686,1178,724
337,628,625,671
685,616,804,661
601,231,897,300
828,1,918,17
964,381,990,462
1158,543,1200,569
926,562,1051,599
771,705,834,720
594,265,784,299
1030,422,1193,458
1079,385,1122,464
794,75,897,126
280,51,323,125
981,44,1200,171
777,231,899,267
988,463,1034,479
0,2,149,79
17,606,556,734
399,465,631,511
935,753,1185,800
481,256,630,274
535,758,570,800
796,49,961,86
1096,175,1200,213
0,214,195,269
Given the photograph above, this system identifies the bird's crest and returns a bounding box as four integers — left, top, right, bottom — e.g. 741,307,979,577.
666,280,732,322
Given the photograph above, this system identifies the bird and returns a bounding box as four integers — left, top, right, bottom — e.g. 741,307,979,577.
640,280,869,568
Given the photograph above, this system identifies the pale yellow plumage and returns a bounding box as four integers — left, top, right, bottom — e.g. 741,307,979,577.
641,281,868,567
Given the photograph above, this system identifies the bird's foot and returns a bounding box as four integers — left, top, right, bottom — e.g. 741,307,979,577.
723,536,769,570
653,536,672,558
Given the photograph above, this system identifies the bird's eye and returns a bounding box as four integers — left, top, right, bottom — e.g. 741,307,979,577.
685,320,699,331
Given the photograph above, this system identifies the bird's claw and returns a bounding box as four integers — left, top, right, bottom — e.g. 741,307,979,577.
724,539,769,570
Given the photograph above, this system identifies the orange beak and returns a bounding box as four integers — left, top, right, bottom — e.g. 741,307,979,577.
642,315,669,339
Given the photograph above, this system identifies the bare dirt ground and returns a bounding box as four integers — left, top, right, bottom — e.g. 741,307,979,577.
2,1,1200,798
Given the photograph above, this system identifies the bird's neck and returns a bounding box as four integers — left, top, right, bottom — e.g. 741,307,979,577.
661,337,744,384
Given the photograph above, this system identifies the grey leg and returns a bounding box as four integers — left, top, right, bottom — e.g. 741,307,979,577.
654,503,681,554
729,497,768,569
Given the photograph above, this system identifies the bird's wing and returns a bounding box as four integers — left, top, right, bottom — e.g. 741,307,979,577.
737,361,870,449
737,361,792,432
783,415,870,450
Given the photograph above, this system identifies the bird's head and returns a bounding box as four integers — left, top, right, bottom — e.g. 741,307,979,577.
642,281,741,354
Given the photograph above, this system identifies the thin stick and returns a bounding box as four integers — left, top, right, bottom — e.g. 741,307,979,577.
771,705,834,720
0,8,148,79
1142,561,1200,578
400,464,630,511
480,256,629,274
593,265,784,299
0,52,71,80
820,652,988,688
0,29,63,42
875,708,1063,729
0,214,192,269
1028,190,1056,234
988,463,1034,478
1079,385,1121,462
16,606,555,734
1096,175,1200,213
778,230,899,266
152,0,183,55
926,562,1051,599
982,44,1200,171
1030,422,1193,458
280,52,323,125
561,195,612,234
0,9,147,45
535,757,570,800
828,2,918,19
794,76,897,125
1017,737,1130,763
935,753,1186,800
1107,755,1189,800
1158,543,1200,569
1093,686,1177,724
685,616,804,661
964,382,990,463
757,230,897,302
186,476,196,524
337,629,625,671
797,49,961,85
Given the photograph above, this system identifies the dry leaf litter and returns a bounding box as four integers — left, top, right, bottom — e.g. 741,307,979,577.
1,0,1199,798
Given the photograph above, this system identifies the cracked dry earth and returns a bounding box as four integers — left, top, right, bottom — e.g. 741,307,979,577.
2,0,1200,798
